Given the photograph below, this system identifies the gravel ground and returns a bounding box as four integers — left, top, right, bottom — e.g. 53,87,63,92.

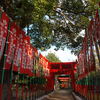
37,89,75,100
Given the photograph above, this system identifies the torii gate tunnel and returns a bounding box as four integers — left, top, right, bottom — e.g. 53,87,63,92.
49,62,77,89
43,62,77,93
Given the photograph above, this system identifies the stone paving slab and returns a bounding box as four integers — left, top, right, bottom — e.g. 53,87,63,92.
37,89,75,100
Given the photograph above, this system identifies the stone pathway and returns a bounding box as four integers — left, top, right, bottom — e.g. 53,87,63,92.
37,89,74,100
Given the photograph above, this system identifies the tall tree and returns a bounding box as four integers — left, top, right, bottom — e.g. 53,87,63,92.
0,0,99,54
49,0,100,54
0,0,58,50
46,53,61,62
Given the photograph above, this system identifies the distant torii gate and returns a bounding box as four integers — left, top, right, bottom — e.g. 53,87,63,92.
47,62,77,90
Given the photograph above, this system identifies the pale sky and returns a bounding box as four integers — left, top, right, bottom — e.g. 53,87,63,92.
40,30,85,62
41,46,77,62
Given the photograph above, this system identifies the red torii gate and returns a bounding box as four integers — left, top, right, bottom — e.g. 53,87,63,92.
49,62,77,74
39,54,77,91
46,62,77,91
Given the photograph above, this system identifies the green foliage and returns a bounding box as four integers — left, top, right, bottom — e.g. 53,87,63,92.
46,52,61,62
0,0,58,50
49,0,100,54
0,0,99,54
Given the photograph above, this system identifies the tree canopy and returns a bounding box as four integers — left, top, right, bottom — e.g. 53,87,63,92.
0,0,99,54
46,53,61,62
